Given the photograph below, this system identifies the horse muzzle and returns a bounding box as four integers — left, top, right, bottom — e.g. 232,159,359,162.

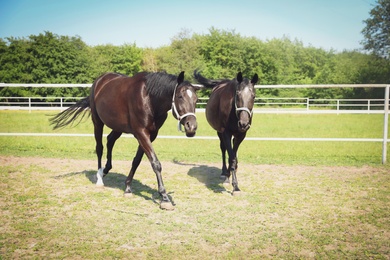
236,108,252,132
182,116,197,137
238,120,251,132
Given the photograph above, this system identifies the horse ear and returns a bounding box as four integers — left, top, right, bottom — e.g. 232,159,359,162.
177,71,185,85
251,73,259,84
237,72,243,83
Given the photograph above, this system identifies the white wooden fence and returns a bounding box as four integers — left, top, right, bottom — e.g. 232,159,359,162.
0,96,386,112
0,83,389,164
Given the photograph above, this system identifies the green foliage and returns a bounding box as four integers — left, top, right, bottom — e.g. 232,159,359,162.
1,28,390,100
361,0,390,59
155,29,204,78
113,44,143,75
0,32,94,97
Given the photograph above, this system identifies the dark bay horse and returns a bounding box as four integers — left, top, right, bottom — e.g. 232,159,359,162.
194,71,258,195
50,71,200,210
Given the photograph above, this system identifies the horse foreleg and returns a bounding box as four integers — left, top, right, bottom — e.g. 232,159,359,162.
104,131,122,176
230,134,245,195
220,132,234,186
124,146,144,196
136,133,174,210
150,153,174,210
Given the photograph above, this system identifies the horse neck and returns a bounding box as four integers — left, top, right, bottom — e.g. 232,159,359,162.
224,82,237,102
150,88,174,114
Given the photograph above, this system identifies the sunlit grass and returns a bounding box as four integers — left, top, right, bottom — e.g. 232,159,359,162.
0,110,388,166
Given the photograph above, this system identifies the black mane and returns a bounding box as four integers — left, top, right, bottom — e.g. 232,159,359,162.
145,72,177,98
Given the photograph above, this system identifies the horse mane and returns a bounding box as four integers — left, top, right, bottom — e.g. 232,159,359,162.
145,72,178,98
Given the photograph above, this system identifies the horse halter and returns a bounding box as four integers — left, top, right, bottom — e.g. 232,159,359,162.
234,88,254,120
171,84,197,132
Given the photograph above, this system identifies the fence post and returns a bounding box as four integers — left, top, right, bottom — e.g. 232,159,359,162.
382,85,389,164
306,98,309,111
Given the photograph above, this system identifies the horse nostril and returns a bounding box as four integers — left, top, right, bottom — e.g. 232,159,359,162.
185,121,197,132
238,120,247,129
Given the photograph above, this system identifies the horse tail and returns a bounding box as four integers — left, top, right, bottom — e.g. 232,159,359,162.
50,96,90,130
193,70,223,89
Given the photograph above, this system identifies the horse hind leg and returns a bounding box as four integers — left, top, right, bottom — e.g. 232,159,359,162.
124,146,144,197
104,131,122,176
93,119,105,187
217,132,229,182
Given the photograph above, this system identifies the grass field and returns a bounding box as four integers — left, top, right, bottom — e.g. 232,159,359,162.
0,110,388,166
0,110,389,259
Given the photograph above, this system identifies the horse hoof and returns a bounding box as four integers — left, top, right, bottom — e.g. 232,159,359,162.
160,202,175,211
232,190,241,196
95,183,104,188
222,177,230,185
123,192,133,198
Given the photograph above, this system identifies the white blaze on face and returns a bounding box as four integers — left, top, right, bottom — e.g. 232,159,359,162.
242,87,251,95
186,89,193,98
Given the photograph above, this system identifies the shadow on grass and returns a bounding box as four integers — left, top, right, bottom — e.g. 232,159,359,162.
54,170,166,205
173,160,227,193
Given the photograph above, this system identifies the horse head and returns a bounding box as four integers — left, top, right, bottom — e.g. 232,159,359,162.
172,71,201,137
234,72,259,132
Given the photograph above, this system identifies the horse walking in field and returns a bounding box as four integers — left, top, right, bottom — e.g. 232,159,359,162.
194,71,258,195
51,71,200,210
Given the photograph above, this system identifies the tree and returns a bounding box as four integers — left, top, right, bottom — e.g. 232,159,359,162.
361,0,390,58
110,44,143,75
153,29,203,78
0,32,93,97
197,28,250,78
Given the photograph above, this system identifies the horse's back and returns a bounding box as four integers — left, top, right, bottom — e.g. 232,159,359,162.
206,82,234,132
92,72,145,98
91,72,148,133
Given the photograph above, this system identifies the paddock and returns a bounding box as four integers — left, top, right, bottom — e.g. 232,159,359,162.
1,154,389,259
0,81,390,259
0,99,389,258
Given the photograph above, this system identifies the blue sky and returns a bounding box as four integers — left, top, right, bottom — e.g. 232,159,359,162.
0,0,376,51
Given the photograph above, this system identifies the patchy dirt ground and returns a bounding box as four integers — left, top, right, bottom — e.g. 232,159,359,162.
1,155,385,181
1,155,389,259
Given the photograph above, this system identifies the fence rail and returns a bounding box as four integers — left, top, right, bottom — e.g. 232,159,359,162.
0,96,387,112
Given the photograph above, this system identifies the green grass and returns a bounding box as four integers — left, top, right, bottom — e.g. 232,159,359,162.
0,110,388,166
0,110,385,138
